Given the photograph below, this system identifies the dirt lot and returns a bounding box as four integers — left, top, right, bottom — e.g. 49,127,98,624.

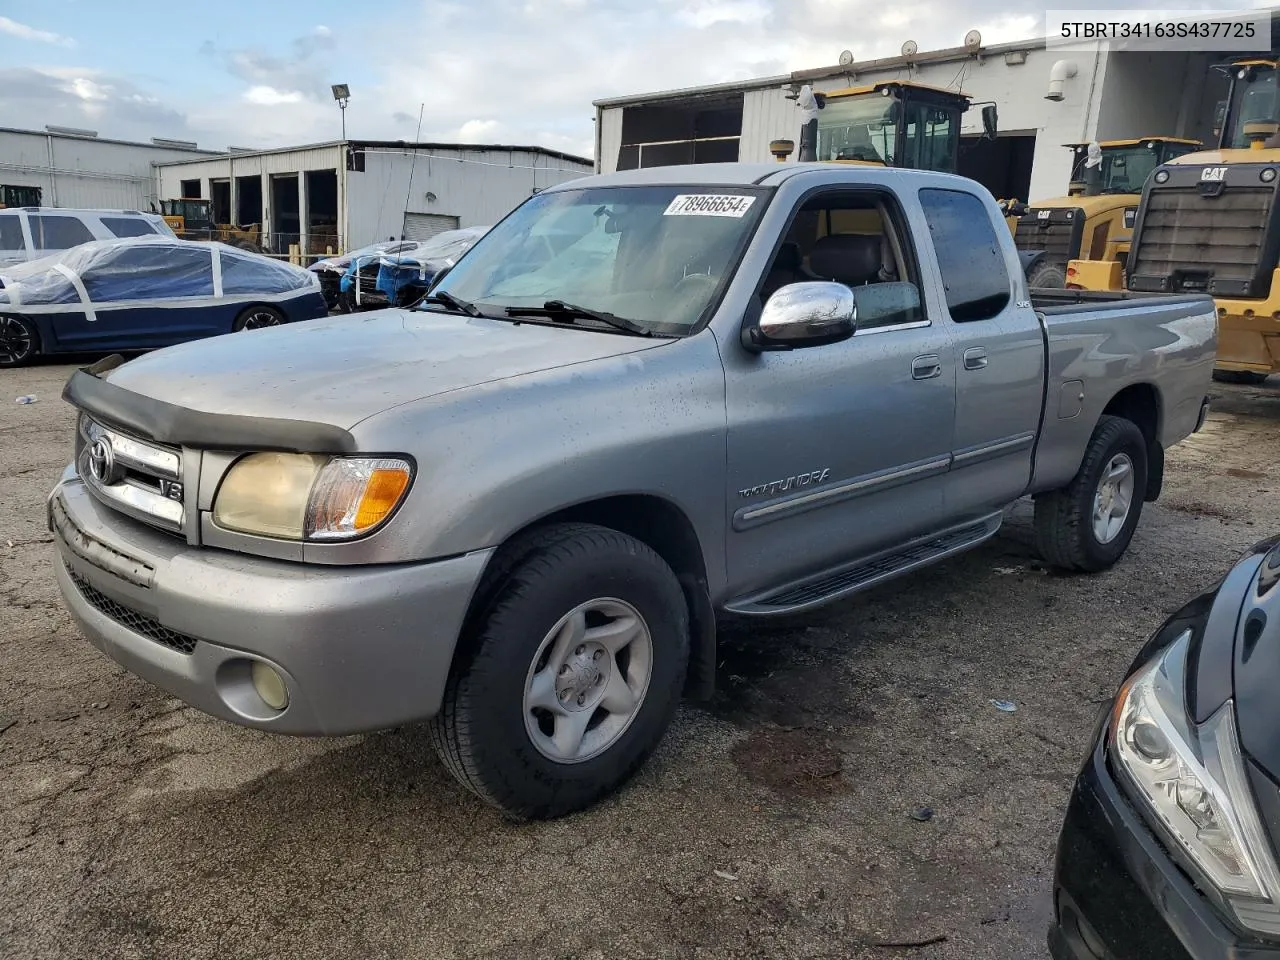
2,361,1277,960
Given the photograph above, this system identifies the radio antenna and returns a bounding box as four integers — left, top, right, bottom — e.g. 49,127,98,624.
401,103,425,240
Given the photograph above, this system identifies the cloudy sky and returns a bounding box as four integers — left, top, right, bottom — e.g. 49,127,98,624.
0,0,1272,158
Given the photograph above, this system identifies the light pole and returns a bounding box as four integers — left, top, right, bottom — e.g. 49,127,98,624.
331,83,350,140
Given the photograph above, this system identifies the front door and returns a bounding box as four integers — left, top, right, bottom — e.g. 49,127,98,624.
720,188,957,602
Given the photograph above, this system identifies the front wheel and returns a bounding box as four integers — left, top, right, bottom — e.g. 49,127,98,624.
1034,415,1148,572
233,304,286,331
0,315,38,367
430,524,689,820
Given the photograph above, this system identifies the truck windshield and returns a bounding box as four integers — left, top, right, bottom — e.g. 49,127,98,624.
430,185,767,335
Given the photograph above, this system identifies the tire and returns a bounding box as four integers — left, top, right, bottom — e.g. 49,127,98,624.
0,314,39,367
1213,369,1270,385
336,288,355,313
1034,415,1148,573
1026,260,1067,289
430,523,689,820
232,304,286,332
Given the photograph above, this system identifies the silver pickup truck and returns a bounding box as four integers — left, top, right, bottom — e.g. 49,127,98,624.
48,164,1216,819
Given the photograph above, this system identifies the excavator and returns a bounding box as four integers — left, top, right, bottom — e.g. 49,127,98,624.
1009,137,1201,288
158,198,264,252
1067,56,1280,382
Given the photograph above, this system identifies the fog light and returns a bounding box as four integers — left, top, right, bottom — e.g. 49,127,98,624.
251,661,289,711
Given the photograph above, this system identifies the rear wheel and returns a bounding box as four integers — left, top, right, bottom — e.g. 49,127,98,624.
1035,415,1148,572
232,304,286,331
1213,369,1271,385
0,315,38,367
430,523,689,820
1025,260,1067,289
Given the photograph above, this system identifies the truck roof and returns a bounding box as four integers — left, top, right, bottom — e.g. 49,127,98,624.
549,162,973,192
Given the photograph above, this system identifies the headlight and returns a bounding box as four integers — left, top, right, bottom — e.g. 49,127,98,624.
1111,630,1280,932
212,453,412,541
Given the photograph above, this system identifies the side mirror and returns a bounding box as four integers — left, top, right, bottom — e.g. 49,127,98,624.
747,282,856,350
981,104,998,140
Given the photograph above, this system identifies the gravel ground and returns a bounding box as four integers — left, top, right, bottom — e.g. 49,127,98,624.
2,360,1277,960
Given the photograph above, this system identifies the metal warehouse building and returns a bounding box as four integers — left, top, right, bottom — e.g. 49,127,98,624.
0,126,215,211
593,36,1243,205
155,141,594,257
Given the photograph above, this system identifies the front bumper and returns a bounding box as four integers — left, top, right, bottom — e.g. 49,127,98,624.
49,475,491,736
1051,736,1280,960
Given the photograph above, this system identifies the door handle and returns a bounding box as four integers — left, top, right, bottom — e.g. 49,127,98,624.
963,347,988,370
911,354,942,380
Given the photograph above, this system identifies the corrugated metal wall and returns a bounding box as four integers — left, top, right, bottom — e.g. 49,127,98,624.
344,146,592,250
0,130,212,211
740,87,796,163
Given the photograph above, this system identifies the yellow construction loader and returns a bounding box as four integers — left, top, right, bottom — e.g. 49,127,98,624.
1009,138,1201,288
1067,57,1280,382
159,198,264,253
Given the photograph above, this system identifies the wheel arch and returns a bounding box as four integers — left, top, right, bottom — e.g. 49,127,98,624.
1101,382,1164,501
473,494,718,701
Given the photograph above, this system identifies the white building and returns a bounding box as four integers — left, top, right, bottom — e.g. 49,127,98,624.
0,126,216,211
592,38,1234,204
154,141,594,256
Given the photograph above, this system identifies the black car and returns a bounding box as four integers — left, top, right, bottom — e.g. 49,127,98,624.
1051,536,1280,959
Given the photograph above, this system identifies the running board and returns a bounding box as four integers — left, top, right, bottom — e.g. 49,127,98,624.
724,512,1003,617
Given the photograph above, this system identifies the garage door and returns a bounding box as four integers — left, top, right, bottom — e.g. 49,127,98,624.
402,213,460,241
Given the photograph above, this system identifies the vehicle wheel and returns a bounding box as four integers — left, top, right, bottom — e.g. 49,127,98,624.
1212,369,1270,385
1035,415,1148,573
430,523,689,820
0,315,39,367
233,304,286,331
337,288,356,313
1025,261,1067,289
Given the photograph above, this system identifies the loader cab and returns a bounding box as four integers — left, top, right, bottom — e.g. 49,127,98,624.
160,198,214,233
808,82,984,174
1066,139,1202,196
1219,59,1280,149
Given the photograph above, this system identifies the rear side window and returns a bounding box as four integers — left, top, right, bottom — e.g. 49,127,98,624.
100,216,158,239
0,215,23,251
30,215,94,250
220,250,305,295
82,245,214,301
918,188,1011,322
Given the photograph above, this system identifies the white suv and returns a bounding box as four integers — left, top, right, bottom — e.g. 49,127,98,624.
0,208,175,267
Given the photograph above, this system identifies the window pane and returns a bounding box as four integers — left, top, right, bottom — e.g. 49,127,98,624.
82,244,214,301
221,250,307,295
0,215,24,251
31,215,94,249
101,216,158,239
918,188,1011,322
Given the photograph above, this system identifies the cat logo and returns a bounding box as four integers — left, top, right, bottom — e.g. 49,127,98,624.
1200,167,1227,183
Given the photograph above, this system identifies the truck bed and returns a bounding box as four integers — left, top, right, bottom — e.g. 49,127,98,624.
1029,288,1210,316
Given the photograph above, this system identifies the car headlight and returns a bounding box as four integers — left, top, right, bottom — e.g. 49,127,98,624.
1111,629,1280,932
212,453,413,541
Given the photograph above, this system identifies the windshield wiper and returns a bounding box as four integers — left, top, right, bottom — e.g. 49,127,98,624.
415,290,482,317
504,300,653,337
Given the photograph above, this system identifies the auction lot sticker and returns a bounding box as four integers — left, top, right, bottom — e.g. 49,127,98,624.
664,194,757,217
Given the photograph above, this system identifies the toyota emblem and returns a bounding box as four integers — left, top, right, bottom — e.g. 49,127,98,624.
87,437,119,484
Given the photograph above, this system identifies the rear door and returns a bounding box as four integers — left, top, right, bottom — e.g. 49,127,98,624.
917,187,1045,518
721,187,956,602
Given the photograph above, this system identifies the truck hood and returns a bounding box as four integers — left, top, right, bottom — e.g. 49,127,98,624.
101,308,666,429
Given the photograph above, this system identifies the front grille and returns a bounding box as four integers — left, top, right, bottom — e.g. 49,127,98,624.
1129,185,1274,297
77,417,186,537
1014,208,1084,263
66,564,198,654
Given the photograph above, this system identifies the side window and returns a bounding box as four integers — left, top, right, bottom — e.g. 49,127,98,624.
81,245,214,301
30,215,95,250
220,250,302,294
918,188,1011,322
0,215,24,251
761,190,924,331
100,216,158,239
